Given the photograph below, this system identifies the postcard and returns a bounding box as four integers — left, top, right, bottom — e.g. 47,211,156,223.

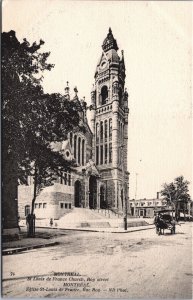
2,1,192,298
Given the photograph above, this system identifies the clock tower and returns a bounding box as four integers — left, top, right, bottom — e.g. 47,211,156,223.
90,28,129,211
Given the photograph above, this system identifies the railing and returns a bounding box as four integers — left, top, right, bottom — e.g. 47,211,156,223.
96,208,123,219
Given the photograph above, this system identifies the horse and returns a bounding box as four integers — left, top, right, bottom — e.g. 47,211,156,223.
154,214,175,235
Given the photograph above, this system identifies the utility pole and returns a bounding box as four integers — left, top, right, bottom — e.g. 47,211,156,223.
134,173,138,217
134,160,142,217
164,186,175,218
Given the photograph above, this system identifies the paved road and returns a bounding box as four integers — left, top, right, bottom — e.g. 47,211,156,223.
2,223,192,298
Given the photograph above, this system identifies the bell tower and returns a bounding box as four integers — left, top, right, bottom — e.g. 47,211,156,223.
91,28,129,211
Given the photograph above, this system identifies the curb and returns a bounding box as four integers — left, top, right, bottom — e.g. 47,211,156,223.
2,241,59,256
111,226,155,233
35,225,155,233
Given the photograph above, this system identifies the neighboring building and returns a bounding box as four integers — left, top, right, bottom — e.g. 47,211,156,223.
178,199,193,216
129,193,167,218
188,201,193,216
18,28,130,219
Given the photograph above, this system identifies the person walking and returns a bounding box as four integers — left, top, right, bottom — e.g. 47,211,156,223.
50,218,53,227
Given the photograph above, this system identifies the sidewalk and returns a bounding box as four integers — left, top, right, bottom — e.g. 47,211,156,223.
2,224,155,256
2,230,61,256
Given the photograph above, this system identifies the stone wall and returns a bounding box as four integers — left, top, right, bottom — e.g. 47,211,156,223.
18,183,74,220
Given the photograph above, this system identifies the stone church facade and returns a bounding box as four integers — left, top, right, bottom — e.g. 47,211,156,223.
18,28,130,219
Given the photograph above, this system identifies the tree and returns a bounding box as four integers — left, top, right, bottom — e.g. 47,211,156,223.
23,91,82,236
2,31,81,237
160,176,191,220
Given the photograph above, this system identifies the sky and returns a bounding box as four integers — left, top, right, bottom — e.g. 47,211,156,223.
3,0,192,199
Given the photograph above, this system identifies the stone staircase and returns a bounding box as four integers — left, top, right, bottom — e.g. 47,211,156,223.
56,208,111,229
55,208,150,229
31,208,153,229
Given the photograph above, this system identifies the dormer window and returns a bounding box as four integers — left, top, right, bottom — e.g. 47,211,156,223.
101,85,108,105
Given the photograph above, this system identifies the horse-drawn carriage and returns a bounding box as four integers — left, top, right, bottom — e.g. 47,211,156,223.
154,210,176,235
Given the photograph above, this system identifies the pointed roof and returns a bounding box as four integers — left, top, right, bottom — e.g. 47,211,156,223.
50,140,73,160
85,159,100,176
75,159,100,177
102,27,118,52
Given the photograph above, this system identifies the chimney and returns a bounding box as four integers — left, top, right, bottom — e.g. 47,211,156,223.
157,192,159,199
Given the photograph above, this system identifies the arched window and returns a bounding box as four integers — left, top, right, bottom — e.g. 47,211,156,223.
104,120,108,142
101,86,108,105
70,132,73,147
100,121,103,141
118,87,123,104
60,171,63,184
105,144,108,164
74,180,82,207
96,146,99,165
78,137,81,164
68,173,71,186
100,145,103,165
64,173,67,185
74,135,77,159
121,189,123,208
109,119,112,141
109,143,112,163
82,140,85,166
120,123,122,141
96,123,99,144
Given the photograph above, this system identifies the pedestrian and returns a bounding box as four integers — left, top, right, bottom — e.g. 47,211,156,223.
154,213,160,235
50,218,53,227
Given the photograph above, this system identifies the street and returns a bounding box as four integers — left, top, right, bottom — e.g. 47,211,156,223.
2,223,192,299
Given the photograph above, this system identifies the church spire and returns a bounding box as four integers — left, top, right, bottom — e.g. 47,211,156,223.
102,27,118,52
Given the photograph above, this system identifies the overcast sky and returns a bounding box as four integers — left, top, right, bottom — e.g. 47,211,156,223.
3,0,192,199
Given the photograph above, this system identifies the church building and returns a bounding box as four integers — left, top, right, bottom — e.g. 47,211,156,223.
18,28,130,219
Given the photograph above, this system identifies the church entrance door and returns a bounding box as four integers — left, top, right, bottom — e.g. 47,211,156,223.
89,176,97,209
74,180,82,207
